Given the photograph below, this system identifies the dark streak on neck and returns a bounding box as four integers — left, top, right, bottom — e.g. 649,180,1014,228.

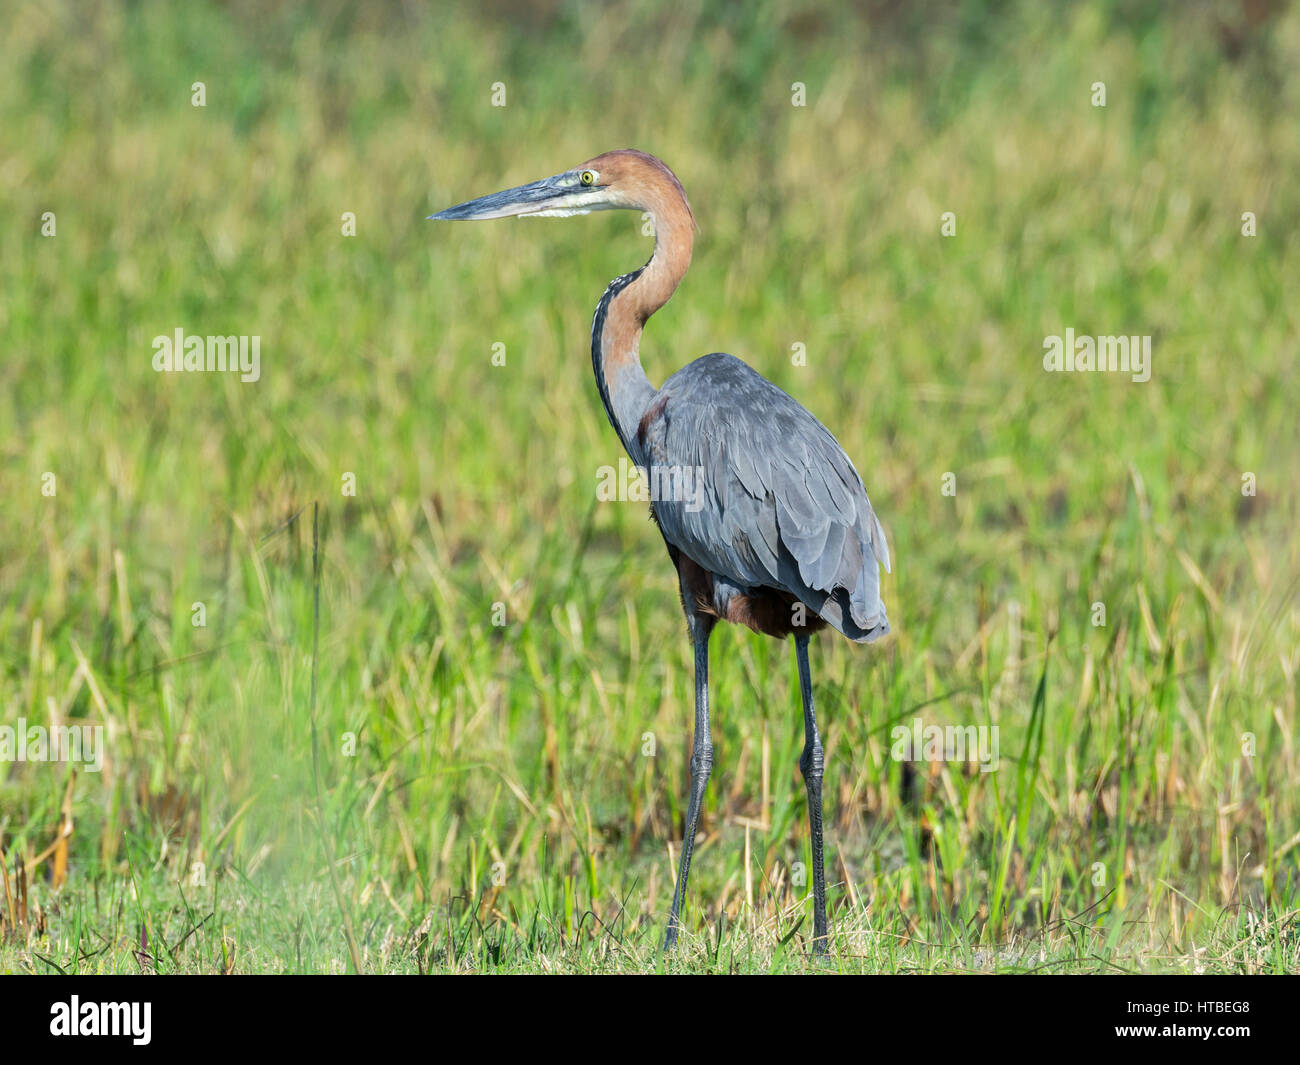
590,265,646,452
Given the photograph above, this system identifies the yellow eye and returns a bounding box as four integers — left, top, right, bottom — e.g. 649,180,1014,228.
580,170,597,186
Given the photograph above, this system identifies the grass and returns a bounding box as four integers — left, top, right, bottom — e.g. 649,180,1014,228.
1,0,1298,974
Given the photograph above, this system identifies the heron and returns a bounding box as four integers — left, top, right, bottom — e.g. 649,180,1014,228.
430,150,891,954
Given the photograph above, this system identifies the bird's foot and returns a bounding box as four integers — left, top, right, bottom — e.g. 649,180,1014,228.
807,930,833,964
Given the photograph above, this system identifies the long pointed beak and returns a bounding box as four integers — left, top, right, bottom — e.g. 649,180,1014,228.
429,173,589,221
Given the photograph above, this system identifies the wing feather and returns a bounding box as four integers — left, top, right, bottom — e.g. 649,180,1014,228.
642,352,890,642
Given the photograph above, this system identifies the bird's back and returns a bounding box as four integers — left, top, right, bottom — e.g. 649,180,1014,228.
636,352,890,642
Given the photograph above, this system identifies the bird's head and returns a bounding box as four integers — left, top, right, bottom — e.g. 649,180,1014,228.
429,149,694,226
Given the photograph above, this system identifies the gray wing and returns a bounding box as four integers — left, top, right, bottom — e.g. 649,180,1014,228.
638,352,890,642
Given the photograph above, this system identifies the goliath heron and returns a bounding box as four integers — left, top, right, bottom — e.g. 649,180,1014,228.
431,150,891,953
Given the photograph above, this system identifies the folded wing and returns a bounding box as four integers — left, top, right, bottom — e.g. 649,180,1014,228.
638,352,890,642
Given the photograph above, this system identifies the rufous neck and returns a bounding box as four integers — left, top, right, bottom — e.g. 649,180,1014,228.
591,201,694,460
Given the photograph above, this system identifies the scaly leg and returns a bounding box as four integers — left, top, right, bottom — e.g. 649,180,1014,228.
795,631,828,953
664,613,715,950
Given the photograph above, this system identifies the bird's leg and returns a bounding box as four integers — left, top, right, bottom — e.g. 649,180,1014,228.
795,631,829,954
665,613,715,951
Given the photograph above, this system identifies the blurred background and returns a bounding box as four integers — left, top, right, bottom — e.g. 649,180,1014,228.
1,0,1297,972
